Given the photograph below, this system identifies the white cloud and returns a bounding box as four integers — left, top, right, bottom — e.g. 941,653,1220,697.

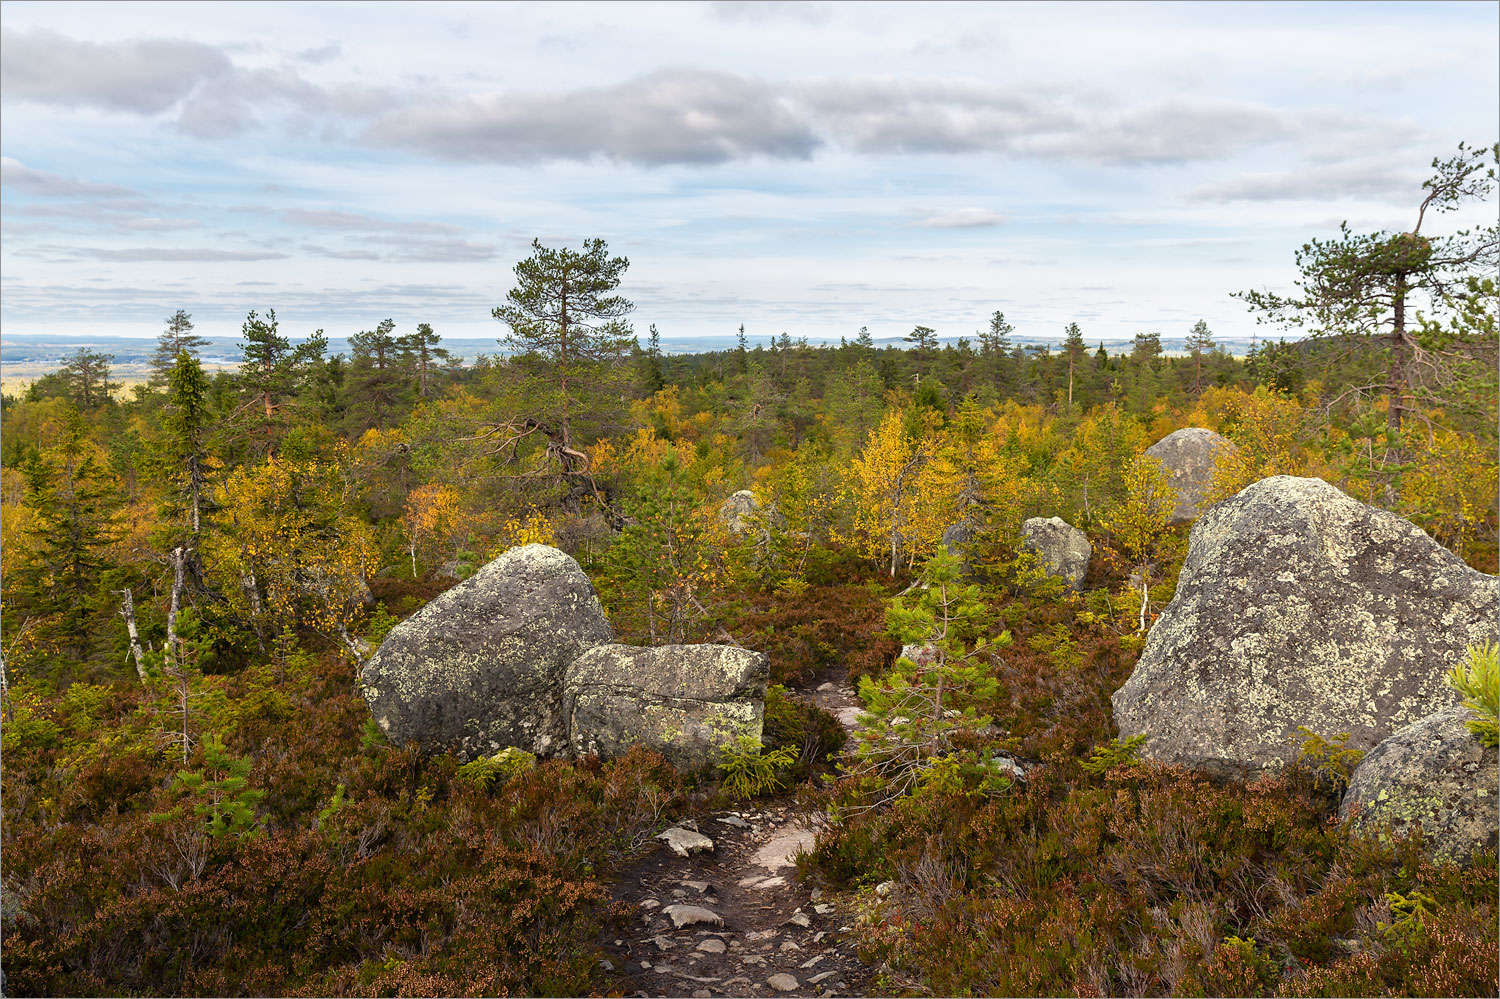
913,208,1005,228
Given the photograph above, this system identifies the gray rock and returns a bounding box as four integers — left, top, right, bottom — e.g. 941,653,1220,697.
1019,516,1091,591
767,972,799,992
696,938,727,954
1113,476,1499,776
1341,707,1498,865
941,520,980,576
1144,427,1235,524
719,489,762,535
657,826,716,857
664,904,723,929
362,544,613,758
565,643,770,771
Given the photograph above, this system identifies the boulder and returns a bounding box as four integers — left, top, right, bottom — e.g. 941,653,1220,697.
362,544,613,758
1144,427,1235,523
719,489,762,535
941,520,979,576
1019,516,1091,591
565,643,770,771
1341,707,1498,865
1113,476,1499,776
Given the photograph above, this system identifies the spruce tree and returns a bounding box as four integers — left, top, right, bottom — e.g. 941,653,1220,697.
150,310,211,387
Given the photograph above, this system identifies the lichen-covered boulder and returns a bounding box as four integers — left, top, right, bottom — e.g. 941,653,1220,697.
1019,516,1091,591
1113,476,1498,776
719,489,762,535
1144,427,1235,523
564,644,770,771
361,544,613,758
1341,707,1498,865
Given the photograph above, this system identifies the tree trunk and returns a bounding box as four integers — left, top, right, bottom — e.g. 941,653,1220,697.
166,546,185,653
1388,273,1407,435
117,588,148,682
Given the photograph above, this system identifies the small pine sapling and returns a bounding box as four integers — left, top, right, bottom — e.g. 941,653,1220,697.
1446,639,1498,747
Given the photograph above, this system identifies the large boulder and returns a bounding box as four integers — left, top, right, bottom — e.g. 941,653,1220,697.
362,544,614,758
1341,707,1498,865
1113,476,1498,777
719,490,762,535
565,644,770,771
1019,516,1091,591
941,520,979,577
1144,427,1235,523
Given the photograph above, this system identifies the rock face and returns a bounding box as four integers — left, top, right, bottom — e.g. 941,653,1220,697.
565,643,770,771
1113,476,1499,776
719,489,762,535
1144,427,1235,523
1019,516,1091,591
1341,707,1498,864
362,544,614,758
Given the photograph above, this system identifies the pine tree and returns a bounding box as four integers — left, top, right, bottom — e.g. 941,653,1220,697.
1186,319,1214,393
1063,321,1086,407
397,322,450,398
348,318,403,430
150,310,211,387
237,309,326,453
978,311,1013,393
61,348,117,409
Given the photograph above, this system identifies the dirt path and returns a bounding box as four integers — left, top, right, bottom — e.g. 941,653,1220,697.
603,671,871,998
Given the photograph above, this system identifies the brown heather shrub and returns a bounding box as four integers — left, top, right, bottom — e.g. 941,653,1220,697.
1,651,682,997
810,580,1500,998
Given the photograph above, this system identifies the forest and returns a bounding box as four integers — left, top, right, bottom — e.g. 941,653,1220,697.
2,153,1498,997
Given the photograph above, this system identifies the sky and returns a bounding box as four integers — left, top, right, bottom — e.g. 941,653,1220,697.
1,0,1496,346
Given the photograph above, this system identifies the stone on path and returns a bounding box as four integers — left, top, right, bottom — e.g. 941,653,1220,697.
657,826,715,857
768,972,800,992
696,938,727,954
752,820,819,871
663,904,723,929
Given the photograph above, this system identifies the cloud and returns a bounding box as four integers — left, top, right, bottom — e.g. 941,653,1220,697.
5,200,201,231
913,208,1005,228
0,27,231,113
387,238,498,262
361,68,820,165
1189,159,1423,202
81,247,291,262
1,28,394,138
0,157,138,198
282,209,461,235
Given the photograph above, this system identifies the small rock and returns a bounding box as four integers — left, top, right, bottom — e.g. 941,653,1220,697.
664,904,724,929
693,991,712,999
657,826,716,857
873,881,894,897
641,898,660,909
724,977,752,989
768,972,799,992
651,934,675,951
741,954,766,966
779,941,801,953
640,960,652,970
717,815,751,828
599,959,614,971
786,911,812,928
681,880,711,893
746,929,778,942
614,939,623,946
817,681,834,691
808,970,839,984
697,938,726,954
752,876,787,890
809,887,823,901
812,931,827,943
813,903,834,915
800,954,825,969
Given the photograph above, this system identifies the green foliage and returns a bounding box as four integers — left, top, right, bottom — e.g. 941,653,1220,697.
1380,889,1440,950
455,746,538,789
1293,725,1366,793
761,683,847,767
1078,734,1146,775
717,735,797,798
154,732,266,840
1446,639,1499,747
